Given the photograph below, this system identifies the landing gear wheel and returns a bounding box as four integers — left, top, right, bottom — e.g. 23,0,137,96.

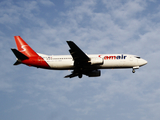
132,69,135,73
78,74,82,78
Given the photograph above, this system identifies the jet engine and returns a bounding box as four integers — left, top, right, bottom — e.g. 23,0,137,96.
89,57,104,65
85,70,101,77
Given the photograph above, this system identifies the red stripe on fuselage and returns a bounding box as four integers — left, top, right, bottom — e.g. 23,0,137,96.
22,56,50,69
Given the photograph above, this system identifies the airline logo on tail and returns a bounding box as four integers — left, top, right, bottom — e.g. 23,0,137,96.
20,45,27,52
14,36,39,57
11,36,50,68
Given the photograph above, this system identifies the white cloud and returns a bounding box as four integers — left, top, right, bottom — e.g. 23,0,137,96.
39,0,55,6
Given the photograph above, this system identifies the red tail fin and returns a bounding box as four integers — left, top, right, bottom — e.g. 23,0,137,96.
14,36,39,57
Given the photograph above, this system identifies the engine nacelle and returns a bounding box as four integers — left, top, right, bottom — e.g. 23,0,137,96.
87,70,101,77
89,57,104,65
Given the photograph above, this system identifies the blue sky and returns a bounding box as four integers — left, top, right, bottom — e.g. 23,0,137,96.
1,0,160,120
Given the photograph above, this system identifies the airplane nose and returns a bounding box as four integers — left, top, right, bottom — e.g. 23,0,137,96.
144,60,147,65
140,59,147,66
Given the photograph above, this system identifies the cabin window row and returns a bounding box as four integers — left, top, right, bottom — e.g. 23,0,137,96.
43,57,72,60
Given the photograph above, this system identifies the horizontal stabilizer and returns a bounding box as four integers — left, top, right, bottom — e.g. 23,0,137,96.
11,48,29,60
13,60,21,65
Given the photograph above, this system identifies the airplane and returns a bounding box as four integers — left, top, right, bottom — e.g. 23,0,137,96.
11,36,147,78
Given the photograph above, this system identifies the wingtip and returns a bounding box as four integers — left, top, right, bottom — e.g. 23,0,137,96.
64,75,70,78
66,41,72,43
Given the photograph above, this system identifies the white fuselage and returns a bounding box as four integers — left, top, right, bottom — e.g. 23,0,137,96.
38,53,147,70
12,36,148,78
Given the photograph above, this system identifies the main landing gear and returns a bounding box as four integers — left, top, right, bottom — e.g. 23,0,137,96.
78,74,82,78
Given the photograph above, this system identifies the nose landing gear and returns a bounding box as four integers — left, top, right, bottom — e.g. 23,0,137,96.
132,69,135,73
132,66,139,73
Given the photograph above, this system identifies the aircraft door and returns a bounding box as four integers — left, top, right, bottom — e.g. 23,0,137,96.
129,56,133,61
129,56,137,66
128,56,133,66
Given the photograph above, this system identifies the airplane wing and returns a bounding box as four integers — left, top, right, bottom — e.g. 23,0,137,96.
66,41,100,78
66,41,90,67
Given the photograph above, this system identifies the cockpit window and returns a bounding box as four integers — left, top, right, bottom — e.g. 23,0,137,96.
136,56,141,59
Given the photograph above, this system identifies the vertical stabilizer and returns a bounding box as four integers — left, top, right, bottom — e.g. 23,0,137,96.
14,36,39,57
12,36,50,68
